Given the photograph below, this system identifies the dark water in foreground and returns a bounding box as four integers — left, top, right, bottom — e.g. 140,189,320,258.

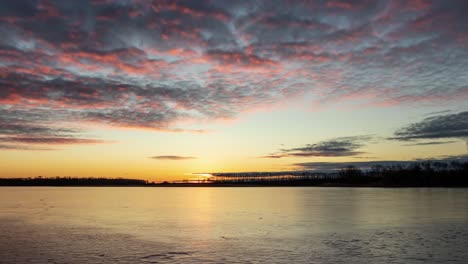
1,187,467,263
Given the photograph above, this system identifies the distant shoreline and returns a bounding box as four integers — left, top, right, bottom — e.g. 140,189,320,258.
2,160,468,188
1,182,467,188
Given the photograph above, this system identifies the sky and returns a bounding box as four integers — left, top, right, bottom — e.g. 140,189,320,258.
0,0,467,181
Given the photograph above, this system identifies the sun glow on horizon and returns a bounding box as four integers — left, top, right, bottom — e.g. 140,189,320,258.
0,0,467,181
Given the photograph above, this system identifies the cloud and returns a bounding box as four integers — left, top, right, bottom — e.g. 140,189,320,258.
264,135,373,158
210,155,468,175
149,155,197,160
0,144,55,151
0,137,108,145
391,111,468,141
0,109,109,150
402,141,458,146
1,0,468,146
295,154,468,171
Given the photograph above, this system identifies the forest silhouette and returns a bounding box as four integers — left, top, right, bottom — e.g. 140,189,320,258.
1,160,467,187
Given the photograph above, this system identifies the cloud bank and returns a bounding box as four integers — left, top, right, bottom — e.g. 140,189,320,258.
0,109,109,149
392,111,468,141
1,0,468,149
295,154,468,171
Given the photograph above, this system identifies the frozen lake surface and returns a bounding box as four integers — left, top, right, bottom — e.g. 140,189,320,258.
1,187,468,263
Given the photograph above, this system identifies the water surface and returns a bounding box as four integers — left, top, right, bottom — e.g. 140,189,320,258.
1,187,467,263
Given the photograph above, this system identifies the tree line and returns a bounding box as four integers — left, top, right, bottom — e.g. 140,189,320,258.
211,161,468,187
1,161,467,187
0,177,150,186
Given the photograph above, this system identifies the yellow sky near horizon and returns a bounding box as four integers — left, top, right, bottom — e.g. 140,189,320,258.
1,107,466,181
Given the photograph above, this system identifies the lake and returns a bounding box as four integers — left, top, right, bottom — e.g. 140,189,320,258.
1,187,467,263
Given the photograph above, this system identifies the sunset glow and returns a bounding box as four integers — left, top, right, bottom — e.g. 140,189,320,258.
1,0,467,181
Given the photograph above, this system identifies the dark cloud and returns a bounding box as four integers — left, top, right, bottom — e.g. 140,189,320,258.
0,109,109,150
402,141,458,146
149,155,197,160
295,154,468,171
0,137,108,145
1,0,468,148
264,135,372,158
392,111,468,141
210,155,468,175
0,123,77,136
0,144,55,151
